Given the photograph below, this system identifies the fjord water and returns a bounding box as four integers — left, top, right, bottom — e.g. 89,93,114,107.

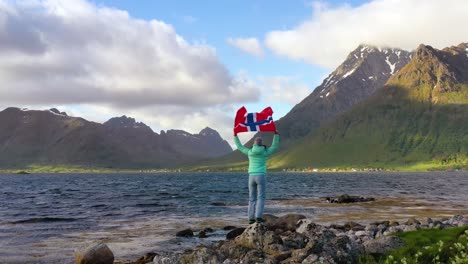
0,172,467,263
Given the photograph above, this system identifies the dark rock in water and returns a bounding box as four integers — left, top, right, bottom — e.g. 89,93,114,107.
364,236,405,255
226,227,246,240
223,225,236,231
271,214,306,231
202,227,214,233
74,243,114,264
133,252,157,264
326,194,376,203
198,230,208,238
176,229,194,237
210,202,226,206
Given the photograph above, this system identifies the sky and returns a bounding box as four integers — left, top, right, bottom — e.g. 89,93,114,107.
0,0,467,146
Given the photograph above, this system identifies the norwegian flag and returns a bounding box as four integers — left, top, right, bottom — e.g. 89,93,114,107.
234,106,277,134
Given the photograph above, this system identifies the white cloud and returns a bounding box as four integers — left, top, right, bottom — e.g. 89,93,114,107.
227,37,264,57
257,76,312,105
0,0,260,108
266,0,468,68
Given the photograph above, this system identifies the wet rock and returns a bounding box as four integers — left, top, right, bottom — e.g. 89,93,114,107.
223,226,236,231
329,224,346,231
211,202,226,206
363,236,405,255
198,230,208,238
325,194,375,203
202,227,214,233
226,227,245,240
176,229,194,237
75,243,114,264
272,214,306,232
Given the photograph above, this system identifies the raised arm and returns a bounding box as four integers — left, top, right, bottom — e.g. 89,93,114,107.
234,135,249,155
265,134,280,156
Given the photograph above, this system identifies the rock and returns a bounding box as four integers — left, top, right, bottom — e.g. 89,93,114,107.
179,246,219,264
75,243,114,264
325,194,375,203
389,221,399,227
272,214,306,232
203,227,214,233
133,252,157,264
226,228,245,240
223,226,236,231
263,214,279,226
235,223,282,250
344,221,364,231
211,202,226,206
282,232,309,249
355,231,373,237
301,253,319,263
321,235,363,264
153,255,180,264
329,224,346,231
403,224,420,232
198,230,208,238
424,217,433,225
176,229,194,237
363,236,405,255
405,217,421,225
296,219,319,234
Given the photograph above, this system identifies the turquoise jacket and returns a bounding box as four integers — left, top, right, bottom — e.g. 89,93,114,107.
234,134,280,175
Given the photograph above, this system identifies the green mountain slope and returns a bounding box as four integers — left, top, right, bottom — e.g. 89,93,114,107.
269,43,468,171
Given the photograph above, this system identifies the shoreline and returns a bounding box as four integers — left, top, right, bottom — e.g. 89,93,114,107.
0,168,466,174
108,214,468,264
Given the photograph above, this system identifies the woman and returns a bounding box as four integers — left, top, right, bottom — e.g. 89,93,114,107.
234,132,280,224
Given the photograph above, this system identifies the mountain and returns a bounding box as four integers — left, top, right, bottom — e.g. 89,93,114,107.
276,44,412,143
270,43,468,170
202,44,412,168
0,108,232,169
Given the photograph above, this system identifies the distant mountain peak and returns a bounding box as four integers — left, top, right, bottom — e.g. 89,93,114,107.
104,115,152,131
199,127,219,137
49,108,68,116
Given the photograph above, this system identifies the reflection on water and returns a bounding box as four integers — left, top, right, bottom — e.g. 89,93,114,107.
0,172,467,263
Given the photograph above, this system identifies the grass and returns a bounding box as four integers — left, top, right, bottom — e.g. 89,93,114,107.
361,226,468,264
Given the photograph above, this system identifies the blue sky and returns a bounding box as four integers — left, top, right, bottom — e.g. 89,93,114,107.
0,0,465,144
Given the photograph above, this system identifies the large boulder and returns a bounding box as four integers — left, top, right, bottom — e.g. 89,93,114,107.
75,243,114,264
271,214,306,232
235,223,282,250
226,228,246,240
363,236,405,255
176,229,194,237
